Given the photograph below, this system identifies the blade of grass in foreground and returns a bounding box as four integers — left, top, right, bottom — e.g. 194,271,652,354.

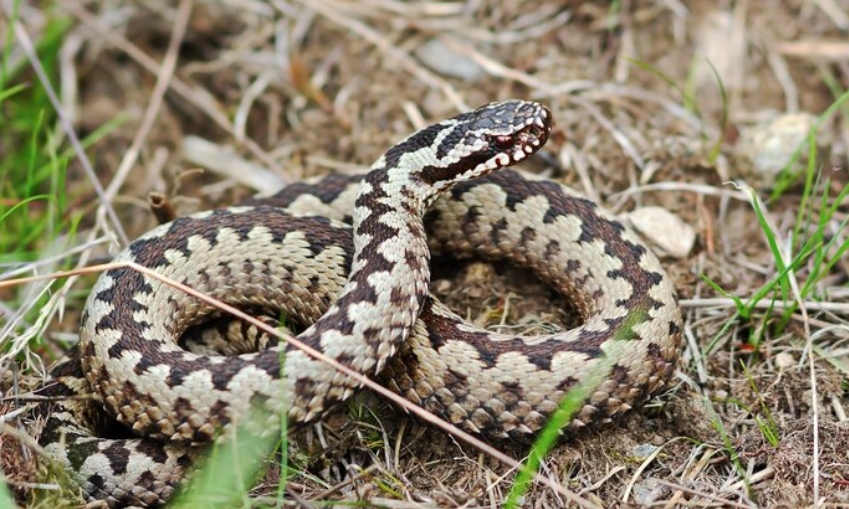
505,308,652,508
0,471,15,509
170,421,282,508
171,336,289,508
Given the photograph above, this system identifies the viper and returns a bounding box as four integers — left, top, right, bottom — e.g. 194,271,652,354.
33,100,681,507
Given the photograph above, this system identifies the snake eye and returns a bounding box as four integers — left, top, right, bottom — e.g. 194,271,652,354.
526,126,542,139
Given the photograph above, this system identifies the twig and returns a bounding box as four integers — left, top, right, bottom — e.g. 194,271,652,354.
778,40,849,61
653,479,753,508
148,193,177,225
441,37,557,95
680,298,849,314
182,136,285,192
813,0,849,29
723,466,775,492
571,96,645,171
609,182,751,202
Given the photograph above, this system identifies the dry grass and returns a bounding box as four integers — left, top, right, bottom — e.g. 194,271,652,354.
2,0,849,507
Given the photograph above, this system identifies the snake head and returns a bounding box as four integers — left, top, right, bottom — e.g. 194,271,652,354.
418,100,552,191
476,99,551,161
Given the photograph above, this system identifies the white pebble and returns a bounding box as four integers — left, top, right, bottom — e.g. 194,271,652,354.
736,112,825,187
775,351,796,369
624,207,696,259
415,38,484,82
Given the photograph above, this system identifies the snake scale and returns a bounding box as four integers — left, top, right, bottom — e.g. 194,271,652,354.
33,100,682,507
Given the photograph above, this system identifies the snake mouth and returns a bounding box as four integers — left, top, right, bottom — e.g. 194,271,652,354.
500,123,551,164
519,123,549,151
489,103,552,165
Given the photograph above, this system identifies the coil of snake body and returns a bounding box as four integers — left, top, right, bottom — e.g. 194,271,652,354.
34,100,682,507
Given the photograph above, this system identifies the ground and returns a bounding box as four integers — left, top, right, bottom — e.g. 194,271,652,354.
2,0,849,507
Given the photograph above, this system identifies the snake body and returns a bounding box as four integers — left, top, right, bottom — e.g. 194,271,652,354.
35,100,682,507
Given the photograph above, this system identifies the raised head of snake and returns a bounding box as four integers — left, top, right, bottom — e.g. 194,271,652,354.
75,100,552,446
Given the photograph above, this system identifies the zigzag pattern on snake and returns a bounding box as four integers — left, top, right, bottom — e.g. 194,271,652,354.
32,100,682,507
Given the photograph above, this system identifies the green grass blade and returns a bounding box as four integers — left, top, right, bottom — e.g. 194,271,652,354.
505,307,651,508
628,58,698,116
745,187,789,301
704,59,729,164
170,423,282,508
0,82,25,104
0,472,16,509
700,274,747,316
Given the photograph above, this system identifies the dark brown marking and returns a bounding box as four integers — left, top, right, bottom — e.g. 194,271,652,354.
490,218,508,247
519,226,537,247
133,438,170,464
102,441,131,475
244,173,364,208
419,300,606,370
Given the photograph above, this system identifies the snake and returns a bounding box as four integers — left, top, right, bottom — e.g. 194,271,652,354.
31,100,682,507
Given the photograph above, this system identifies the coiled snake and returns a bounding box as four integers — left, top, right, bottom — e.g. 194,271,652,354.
34,100,682,506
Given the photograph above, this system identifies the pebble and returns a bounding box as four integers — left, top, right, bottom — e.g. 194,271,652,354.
415,37,484,82
624,207,696,258
735,112,821,187
632,477,671,506
775,351,796,369
628,443,660,461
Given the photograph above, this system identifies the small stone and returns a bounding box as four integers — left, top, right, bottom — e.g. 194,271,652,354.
624,207,696,258
628,443,660,461
461,262,494,284
415,37,484,82
632,477,672,506
736,112,825,187
775,351,796,369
